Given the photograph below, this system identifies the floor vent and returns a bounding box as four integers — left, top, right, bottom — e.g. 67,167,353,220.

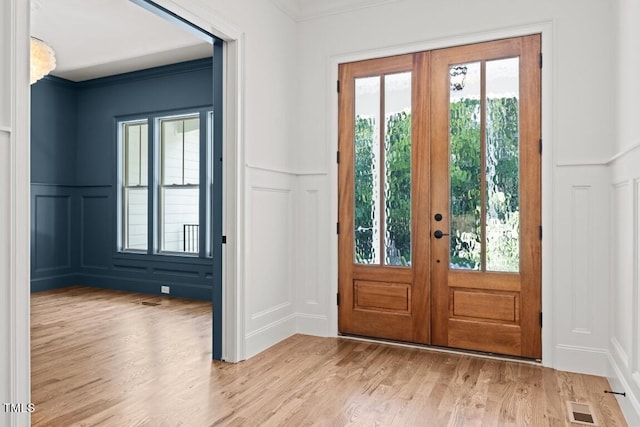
567,401,598,425
139,301,161,306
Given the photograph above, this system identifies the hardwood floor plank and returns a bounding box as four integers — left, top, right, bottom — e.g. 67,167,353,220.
31,287,627,426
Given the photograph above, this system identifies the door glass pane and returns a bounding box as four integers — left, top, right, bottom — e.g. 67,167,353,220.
384,72,411,266
486,57,520,272
354,76,380,264
449,62,481,270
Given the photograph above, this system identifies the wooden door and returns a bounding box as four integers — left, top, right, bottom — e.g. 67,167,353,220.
338,35,541,359
430,35,541,358
338,53,431,343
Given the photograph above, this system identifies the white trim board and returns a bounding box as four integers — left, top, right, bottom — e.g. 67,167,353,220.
8,0,32,425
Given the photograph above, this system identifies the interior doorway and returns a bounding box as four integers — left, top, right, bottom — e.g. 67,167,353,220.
29,0,224,359
337,35,541,358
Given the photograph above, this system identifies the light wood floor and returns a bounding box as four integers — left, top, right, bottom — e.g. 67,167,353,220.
31,286,627,426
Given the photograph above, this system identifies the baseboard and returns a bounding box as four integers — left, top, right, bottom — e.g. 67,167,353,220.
607,351,640,426
245,313,296,359
295,313,329,336
31,274,78,292
75,274,212,301
553,344,610,376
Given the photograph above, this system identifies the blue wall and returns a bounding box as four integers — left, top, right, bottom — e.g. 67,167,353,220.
31,58,215,300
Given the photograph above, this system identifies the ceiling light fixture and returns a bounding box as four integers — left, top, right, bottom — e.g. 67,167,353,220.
30,37,56,85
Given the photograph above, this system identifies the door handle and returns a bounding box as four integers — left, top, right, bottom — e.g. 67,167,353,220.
433,230,449,239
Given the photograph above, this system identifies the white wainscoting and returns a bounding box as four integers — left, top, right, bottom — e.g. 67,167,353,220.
607,141,640,425
294,174,330,336
552,165,610,375
245,166,296,357
243,165,330,357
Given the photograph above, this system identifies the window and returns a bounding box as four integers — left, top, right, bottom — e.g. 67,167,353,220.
159,115,200,253
121,120,148,251
118,109,211,256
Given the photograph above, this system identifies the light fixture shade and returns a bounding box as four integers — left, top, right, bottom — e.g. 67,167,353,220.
30,37,56,84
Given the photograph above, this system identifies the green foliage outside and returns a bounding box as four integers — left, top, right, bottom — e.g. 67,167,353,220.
354,97,520,271
354,116,375,263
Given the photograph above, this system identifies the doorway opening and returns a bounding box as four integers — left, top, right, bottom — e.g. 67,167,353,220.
29,0,224,358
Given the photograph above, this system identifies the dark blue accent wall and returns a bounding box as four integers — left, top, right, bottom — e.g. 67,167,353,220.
31,58,215,301
31,77,77,185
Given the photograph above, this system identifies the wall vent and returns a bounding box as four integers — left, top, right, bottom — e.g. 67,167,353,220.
566,401,598,425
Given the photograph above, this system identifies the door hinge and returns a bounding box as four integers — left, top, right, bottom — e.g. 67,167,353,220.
337,80,340,93
336,222,340,234
337,293,340,306
336,151,340,164
221,235,227,244
539,52,543,68
539,312,543,327
539,139,542,154
539,225,542,240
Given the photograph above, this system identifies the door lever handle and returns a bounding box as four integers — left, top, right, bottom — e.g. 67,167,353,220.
433,230,449,239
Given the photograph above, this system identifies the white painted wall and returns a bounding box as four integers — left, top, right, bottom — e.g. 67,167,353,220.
607,0,640,423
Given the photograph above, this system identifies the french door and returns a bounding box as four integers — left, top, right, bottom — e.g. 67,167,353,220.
338,35,541,358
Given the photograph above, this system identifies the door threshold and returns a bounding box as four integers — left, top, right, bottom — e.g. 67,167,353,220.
338,333,542,366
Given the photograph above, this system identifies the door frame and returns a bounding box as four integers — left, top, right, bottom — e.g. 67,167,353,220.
328,22,554,365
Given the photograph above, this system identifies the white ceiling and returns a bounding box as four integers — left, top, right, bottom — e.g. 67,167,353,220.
31,0,399,82
271,0,401,21
31,0,213,82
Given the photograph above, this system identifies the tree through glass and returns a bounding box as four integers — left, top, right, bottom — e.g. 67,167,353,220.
354,72,412,266
448,58,520,272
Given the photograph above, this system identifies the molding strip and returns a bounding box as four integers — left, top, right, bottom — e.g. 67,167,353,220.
556,139,640,167
246,163,328,176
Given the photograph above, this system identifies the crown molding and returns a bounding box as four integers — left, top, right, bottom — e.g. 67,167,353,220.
271,0,402,22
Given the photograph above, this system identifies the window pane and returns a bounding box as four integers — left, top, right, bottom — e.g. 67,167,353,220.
125,125,140,186
162,119,185,185
161,116,200,186
140,124,148,186
384,72,411,266
122,121,148,252
449,62,481,270
354,76,380,264
486,58,520,272
125,187,148,251
161,187,199,253
183,117,200,185
125,123,147,186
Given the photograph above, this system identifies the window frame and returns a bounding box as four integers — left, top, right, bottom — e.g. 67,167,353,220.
118,118,150,254
116,107,213,258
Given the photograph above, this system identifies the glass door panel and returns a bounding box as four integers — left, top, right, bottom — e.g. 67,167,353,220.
449,62,481,270
384,72,412,266
485,58,520,272
354,77,381,264
448,57,521,273
353,72,412,267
